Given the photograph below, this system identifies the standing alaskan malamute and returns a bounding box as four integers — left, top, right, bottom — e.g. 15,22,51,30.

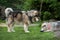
5,8,30,32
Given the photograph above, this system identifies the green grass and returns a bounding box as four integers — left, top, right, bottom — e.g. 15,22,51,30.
0,20,5,23
0,20,60,40
0,25,59,40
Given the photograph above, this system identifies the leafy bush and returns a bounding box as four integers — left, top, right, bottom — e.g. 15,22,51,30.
43,11,52,20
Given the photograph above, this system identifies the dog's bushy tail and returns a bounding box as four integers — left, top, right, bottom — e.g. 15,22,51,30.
5,8,13,17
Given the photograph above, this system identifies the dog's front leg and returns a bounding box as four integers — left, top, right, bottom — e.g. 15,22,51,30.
24,24,30,33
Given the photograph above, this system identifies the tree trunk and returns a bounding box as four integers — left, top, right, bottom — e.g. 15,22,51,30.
40,0,43,20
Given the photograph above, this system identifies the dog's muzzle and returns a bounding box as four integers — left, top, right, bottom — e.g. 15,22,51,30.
40,30,44,32
40,28,44,32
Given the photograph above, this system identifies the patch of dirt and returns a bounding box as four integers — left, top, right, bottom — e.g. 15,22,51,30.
0,23,39,27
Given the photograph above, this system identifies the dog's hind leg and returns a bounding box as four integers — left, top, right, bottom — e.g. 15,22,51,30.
7,16,15,32
7,26,11,32
10,23,15,32
7,21,15,32
7,24,13,32
7,18,12,32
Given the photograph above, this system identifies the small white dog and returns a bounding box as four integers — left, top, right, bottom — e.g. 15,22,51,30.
40,21,60,32
40,21,60,37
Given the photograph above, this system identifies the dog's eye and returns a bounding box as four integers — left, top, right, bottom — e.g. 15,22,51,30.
43,25,46,27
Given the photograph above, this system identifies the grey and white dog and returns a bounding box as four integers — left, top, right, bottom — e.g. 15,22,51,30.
40,21,60,32
40,21,60,37
5,8,40,33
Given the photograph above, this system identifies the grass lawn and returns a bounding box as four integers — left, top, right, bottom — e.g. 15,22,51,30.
0,20,5,24
0,25,59,40
0,20,60,40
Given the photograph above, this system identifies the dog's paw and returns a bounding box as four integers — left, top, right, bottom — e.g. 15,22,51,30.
25,31,30,33
7,31,11,32
11,30,15,32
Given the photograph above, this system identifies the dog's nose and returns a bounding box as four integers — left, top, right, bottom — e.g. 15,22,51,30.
40,30,44,32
